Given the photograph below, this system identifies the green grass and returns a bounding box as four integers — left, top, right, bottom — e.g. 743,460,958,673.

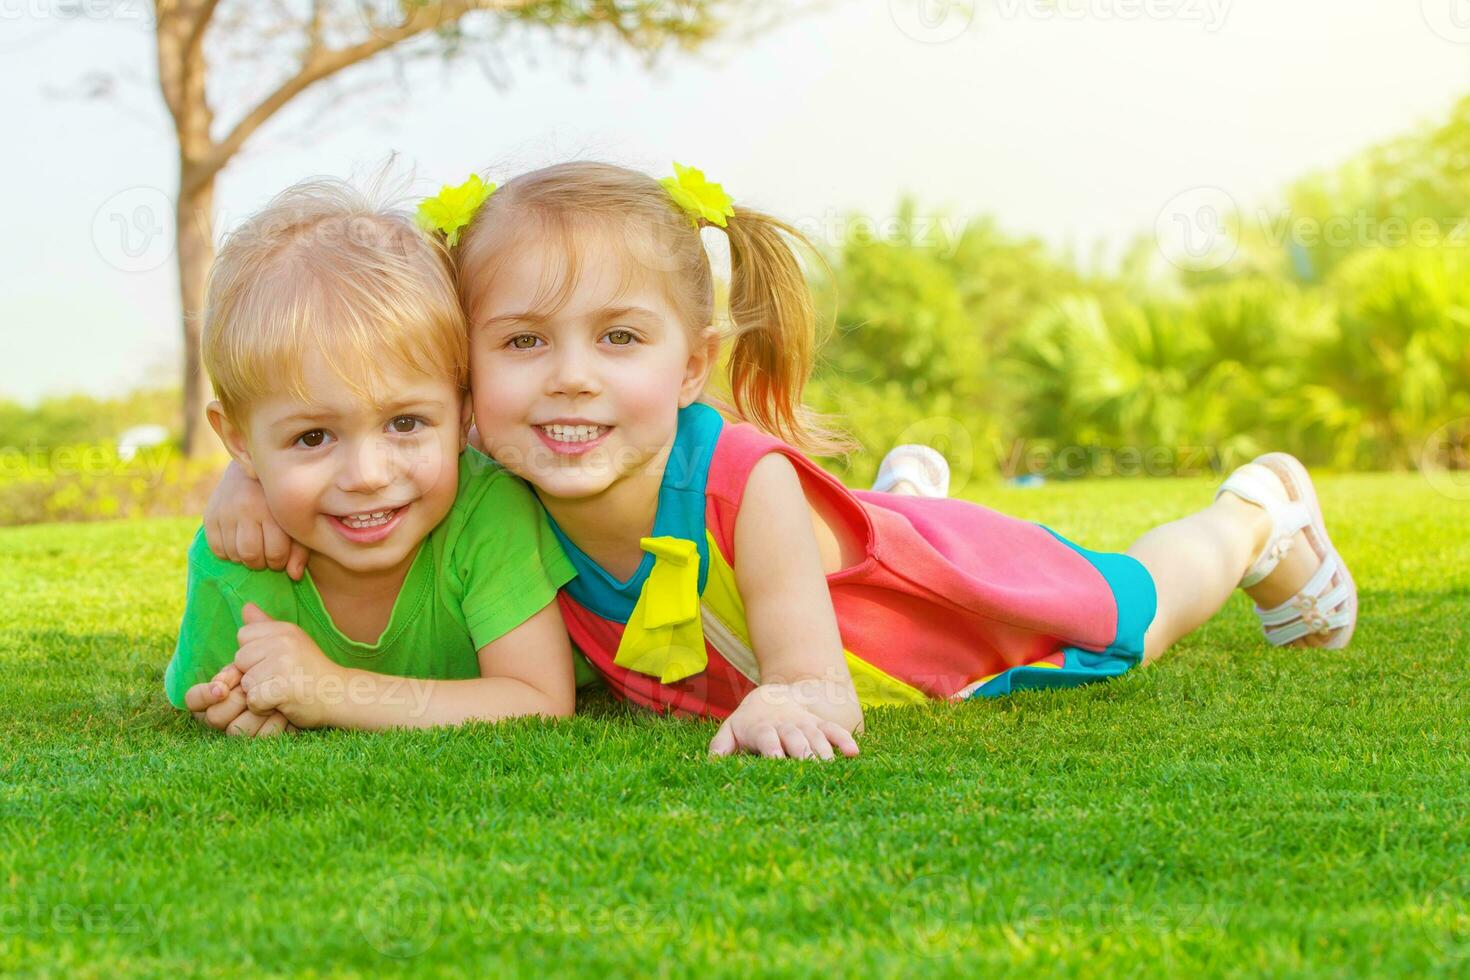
2,473,1467,977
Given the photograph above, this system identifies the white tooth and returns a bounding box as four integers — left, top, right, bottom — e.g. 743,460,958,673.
342,507,396,528
542,423,606,443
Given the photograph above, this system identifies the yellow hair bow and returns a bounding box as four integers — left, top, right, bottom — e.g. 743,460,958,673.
415,174,495,247
613,536,708,684
660,162,735,229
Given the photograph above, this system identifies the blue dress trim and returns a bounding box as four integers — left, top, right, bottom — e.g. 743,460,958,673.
965,526,1158,698
546,402,724,624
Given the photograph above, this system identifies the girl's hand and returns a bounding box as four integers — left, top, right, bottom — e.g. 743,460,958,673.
204,460,309,580
183,663,296,736
709,683,861,760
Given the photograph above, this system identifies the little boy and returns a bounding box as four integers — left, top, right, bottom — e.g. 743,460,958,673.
165,177,576,735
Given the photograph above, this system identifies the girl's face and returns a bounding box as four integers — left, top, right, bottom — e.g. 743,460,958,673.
467,230,717,502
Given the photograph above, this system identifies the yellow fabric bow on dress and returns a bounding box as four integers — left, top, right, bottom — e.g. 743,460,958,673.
612,536,707,684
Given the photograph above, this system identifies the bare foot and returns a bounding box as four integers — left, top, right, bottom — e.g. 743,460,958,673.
1245,532,1333,648
1220,464,1333,649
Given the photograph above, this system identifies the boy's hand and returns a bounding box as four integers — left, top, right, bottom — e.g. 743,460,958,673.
709,683,860,761
235,603,342,729
183,663,295,737
205,460,309,580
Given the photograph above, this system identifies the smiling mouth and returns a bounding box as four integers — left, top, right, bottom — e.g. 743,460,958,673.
537,423,610,444
333,506,405,530
327,504,412,545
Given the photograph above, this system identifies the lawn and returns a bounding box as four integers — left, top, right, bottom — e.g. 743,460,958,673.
1,472,1467,977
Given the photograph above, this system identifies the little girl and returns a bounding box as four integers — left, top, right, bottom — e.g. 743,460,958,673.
209,162,1359,760
448,161,1358,759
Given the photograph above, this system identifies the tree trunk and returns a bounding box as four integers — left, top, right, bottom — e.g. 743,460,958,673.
177,171,215,457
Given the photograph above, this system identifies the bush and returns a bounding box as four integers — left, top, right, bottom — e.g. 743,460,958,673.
0,443,222,527
0,389,178,453
816,120,1470,477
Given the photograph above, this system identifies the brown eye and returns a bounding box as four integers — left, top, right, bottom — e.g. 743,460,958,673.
297,430,326,448
390,416,421,434
510,334,541,350
606,329,634,346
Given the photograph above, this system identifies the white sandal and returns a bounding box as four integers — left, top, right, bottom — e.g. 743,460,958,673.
872,445,950,498
1214,452,1358,649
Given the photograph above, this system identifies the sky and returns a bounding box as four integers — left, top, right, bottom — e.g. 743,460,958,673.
3,0,1469,403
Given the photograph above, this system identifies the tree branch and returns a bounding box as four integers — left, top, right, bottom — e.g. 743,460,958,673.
304,0,326,60
153,1,184,124
180,0,768,194
188,0,538,193
184,0,223,58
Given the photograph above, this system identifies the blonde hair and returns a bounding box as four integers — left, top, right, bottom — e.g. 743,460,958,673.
203,177,469,424
455,161,850,455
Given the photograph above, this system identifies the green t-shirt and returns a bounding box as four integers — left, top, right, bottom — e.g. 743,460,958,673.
164,449,578,709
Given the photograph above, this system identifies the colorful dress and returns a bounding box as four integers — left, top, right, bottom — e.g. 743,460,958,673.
551,403,1157,718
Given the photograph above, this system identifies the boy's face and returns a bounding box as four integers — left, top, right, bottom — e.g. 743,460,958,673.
219,350,468,577
466,230,717,502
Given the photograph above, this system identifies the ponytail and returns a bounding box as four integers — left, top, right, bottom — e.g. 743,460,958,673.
723,210,853,456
